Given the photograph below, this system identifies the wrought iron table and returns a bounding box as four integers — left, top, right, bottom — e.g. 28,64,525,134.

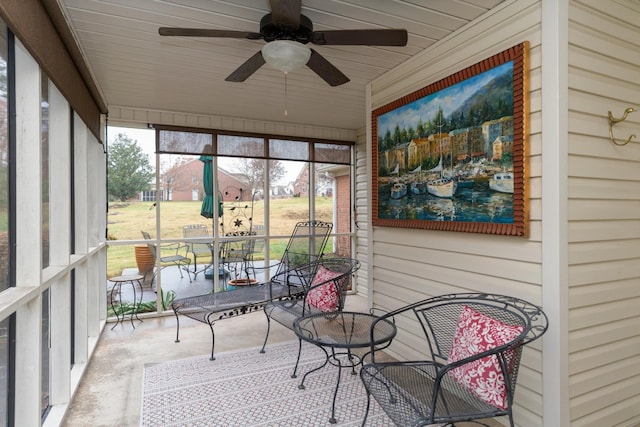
109,274,144,330
293,311,397,424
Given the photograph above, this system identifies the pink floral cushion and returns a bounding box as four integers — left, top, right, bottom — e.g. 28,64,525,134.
447,305,523,410
306,266,341,312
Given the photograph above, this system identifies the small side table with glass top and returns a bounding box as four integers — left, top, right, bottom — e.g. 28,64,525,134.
293,310,397,424
109,274,144,330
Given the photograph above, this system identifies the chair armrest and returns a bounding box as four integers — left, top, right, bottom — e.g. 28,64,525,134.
245,261,280,278
159,242,185,255
267,266,315,300
367,304,413,364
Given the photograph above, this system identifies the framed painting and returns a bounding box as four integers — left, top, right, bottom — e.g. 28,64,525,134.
372,42,529,236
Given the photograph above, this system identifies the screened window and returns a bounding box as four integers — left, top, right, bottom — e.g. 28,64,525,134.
0,22,9,292
106,125,354,309
41,74,49,268
218,135,264,158
0,22,11,425
158,130,212,155
0,317,8,425
270,139,308,161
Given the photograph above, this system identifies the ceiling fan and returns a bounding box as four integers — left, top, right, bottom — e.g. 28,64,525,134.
158,0,408,86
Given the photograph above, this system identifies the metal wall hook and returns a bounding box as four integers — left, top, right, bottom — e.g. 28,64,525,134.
608,107,637,146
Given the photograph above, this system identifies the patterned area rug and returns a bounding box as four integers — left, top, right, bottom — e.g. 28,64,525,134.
140,341,391,426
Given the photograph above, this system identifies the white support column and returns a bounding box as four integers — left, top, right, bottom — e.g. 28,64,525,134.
541,0,570,425
48,83,72,406
87,252,101,336
50,275,71,406
73,262,88,365
73,114,88,255
73,114,90,363
87,136,104,336
14,39,44,427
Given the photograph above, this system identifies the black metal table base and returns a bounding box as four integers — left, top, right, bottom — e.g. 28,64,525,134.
293,311,397,424
298,348,363,424
109,274,144,330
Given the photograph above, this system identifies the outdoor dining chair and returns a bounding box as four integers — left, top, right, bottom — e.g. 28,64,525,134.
141,231,192,286
182,224,212,276
220,231,256,283
359,292,548,427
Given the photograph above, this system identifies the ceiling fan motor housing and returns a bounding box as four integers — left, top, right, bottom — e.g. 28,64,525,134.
260,13,313,43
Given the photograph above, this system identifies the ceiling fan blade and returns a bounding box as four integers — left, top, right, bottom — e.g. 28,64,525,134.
159,27,263,40
269,0,301,30
306,49,349,87
311,29,408,46
225,51,266,82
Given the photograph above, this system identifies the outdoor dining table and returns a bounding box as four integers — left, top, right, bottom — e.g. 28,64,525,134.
293,310,397,424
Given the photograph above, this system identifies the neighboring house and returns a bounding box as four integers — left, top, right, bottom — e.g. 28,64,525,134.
145,159,252,202
270,183,294,197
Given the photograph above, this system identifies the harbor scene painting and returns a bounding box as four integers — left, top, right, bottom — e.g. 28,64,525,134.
372,42,529,236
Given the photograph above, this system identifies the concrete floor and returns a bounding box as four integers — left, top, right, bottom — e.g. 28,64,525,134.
61,289,370,426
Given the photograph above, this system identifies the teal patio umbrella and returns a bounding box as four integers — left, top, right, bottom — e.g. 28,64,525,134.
199,155,222,218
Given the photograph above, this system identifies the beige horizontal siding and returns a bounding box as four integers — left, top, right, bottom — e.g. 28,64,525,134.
568,0,640,425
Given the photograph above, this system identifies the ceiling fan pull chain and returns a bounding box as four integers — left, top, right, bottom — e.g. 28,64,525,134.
284,72,288,116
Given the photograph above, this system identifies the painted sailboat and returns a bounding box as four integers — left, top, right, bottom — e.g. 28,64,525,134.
409,165,428,194
426,118,457,198
427,177,457,198
489,171,514,193
389,163,407,198
426,154,457,198
390,182,408,198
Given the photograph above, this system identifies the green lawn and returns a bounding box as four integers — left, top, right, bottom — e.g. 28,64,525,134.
106,197,333,277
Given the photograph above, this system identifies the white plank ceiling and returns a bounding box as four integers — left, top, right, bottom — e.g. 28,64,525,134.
58,0,506,131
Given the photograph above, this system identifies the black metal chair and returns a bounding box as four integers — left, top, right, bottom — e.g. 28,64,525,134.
260,256,361,378
360,293,548,427
247,220,333,287
220,231,257,283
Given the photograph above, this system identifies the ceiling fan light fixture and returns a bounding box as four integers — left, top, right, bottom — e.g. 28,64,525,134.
261,40,311,73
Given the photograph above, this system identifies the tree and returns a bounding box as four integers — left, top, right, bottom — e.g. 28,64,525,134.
235,158,286,195
107,133,154,201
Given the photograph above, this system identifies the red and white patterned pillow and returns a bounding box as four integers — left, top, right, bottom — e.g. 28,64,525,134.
305,266,341,312
447,305,523,410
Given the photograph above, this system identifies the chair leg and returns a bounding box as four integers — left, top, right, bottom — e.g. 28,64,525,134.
291,338,303,378
361,391,371,427
182,262,192,282
206,318,216,361
260,312,271,354
173,307,181,343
